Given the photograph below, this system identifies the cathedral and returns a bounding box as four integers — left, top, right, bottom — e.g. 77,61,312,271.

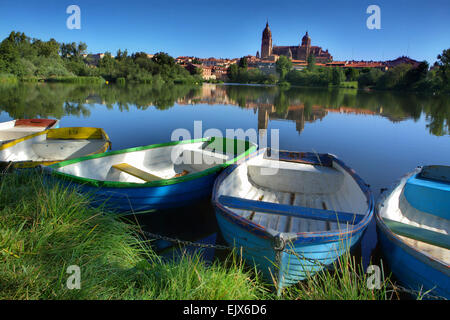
260,22,333,63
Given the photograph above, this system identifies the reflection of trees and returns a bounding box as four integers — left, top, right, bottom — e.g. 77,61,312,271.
95,83,200,110
0,83,94,118
64,102,91,118
0,83,200,118
220,85,450,136
225,85,278,109
424,97,450,136
274,90,289,116
0,82,448,137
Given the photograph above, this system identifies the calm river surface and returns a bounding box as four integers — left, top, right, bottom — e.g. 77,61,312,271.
1,82,449,266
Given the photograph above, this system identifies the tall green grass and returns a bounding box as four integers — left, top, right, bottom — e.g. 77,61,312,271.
0,74,18,84
45,76,105,84
0,171,395,300
280,250,395,300
0,171,263,299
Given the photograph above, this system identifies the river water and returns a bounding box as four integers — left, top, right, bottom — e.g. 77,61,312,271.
1,82,449,270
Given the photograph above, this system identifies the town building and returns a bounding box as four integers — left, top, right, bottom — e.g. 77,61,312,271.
185,63,216,80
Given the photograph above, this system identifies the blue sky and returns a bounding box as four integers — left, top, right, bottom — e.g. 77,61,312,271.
0,0,449,63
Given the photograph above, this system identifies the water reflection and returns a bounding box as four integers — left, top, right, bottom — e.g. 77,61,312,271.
0,82,448,136
0,82,448,289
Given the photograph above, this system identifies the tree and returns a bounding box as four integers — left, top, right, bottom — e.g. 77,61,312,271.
345,68,359,81
238,57,248,69
152,52,175,66
331,67,344,85
275,55,292,80
60,41,87,59
307,54,316,71
402,61,429,88
227,64,238,81
436,49,450,90
376,64,412,89
131,52,149,60
357,68,383,88
115,49,129,61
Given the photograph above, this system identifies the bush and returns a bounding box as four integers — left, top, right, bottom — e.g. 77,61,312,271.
357,68,383,88
116,77,126,85
45,76,105,84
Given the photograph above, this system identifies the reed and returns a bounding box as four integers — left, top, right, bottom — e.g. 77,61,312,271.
278,241,395,300
45,76,106,84
0,171,263,300
0,74,18,84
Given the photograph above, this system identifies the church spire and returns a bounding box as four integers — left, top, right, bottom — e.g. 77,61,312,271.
261,21,272,59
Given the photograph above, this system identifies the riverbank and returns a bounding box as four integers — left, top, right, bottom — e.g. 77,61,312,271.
2,74,204,86
0,170,263,299
0,170,397,300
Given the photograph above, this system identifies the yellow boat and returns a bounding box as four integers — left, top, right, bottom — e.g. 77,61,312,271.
0,127,111,168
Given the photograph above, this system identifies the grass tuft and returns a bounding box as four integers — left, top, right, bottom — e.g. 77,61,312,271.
280,247,395,300
0,171,262,299
0,171,396,300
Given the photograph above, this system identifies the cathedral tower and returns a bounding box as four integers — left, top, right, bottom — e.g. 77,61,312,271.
261,22,272,59
301,31,311,59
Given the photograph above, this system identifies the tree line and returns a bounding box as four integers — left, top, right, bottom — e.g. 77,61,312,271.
0,31,202,85
227,50,450,94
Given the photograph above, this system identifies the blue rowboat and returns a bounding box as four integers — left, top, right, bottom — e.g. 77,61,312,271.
376,165,450,299
212,149,373,293
43,137,256,213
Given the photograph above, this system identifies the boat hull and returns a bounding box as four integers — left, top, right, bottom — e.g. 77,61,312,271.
376,210,450,299
215,205,365,290
62,170,220,213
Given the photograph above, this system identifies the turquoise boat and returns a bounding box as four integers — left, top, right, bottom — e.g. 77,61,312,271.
43,137,256,213
212,149,374,293
376,165,450,299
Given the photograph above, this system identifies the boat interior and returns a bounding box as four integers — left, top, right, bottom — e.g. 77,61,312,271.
216,152,369,234
0,131,107,162
0,119,58,143
56,140,241,183
0,126,48,143
379,166,450,264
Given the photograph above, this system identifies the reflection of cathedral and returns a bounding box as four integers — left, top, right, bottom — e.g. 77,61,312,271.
175,84,386,135
256,104,327,134
261,22,333,63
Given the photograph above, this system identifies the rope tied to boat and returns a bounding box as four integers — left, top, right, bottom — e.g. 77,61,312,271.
139,230,325,265
272,235,286,252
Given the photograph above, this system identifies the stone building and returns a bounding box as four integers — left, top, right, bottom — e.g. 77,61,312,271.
260,22,333,63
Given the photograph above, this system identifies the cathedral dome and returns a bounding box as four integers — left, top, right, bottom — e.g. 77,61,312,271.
301,31,311,46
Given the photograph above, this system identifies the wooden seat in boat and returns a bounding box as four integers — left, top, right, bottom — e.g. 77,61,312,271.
247,161,344,194
383,217,450,250
112,163,162,182
218,195,364,224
